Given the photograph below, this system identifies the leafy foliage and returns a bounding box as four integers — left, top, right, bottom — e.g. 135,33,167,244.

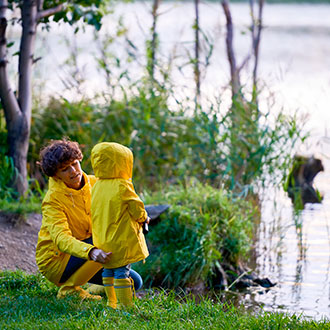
0,112,43,212
0,154,17,200
0,113,17,200
135,181,256,288
7,0,105,30
29,86,304,195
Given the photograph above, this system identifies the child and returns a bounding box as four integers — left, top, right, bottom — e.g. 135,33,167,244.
91,142,149,309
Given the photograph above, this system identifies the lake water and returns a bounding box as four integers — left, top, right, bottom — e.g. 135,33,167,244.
10,1,330,320
250,176,330,320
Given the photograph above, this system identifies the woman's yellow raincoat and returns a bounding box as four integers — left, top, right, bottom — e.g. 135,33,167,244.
91,142,149,269
36,172,96,285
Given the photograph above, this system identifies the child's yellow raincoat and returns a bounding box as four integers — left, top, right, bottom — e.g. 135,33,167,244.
91,142,149,268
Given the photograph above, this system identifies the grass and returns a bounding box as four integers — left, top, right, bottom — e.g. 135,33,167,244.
0,196,42,216
0,270,329,329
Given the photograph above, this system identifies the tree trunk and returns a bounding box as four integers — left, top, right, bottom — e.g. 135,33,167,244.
0,1,21,126
194,0,201,106
148,0,161,81
221,0,240,99
1,1,92,197
249,0,264,104
0,0,37,196
221,0,261,190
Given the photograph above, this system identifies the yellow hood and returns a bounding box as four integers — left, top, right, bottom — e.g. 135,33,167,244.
91,142,133,180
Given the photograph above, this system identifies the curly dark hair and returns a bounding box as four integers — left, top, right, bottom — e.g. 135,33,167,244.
39,139,83,177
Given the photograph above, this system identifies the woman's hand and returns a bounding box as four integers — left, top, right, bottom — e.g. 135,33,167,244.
89,248,112,264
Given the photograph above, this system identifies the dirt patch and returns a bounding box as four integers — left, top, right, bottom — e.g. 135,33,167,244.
0,213,41,274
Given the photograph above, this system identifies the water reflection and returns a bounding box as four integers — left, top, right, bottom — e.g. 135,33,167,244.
247,163,330,320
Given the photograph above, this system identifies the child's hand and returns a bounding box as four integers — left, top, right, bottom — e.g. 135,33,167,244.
142,217,150,235
89,248,112,264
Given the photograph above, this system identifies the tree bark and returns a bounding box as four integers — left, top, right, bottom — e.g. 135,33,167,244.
8,0,38,195
0,2,20,124
148,0,161,81
0,0,63,196
0,0,29,195
221,0,240,99
249,0,264,103
194,0,201,105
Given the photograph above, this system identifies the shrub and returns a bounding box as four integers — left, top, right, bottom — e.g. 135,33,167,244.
0,154,18,200
135,181,256,289
29,89,304,197
29,88,183,189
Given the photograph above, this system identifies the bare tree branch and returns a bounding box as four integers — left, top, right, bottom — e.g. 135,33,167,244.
249,0,264,103
37,0,44,12
253,0,264,88
148,0,161,80
221,0,240,97
194,0,201,105
238,54,251,74
37,3,64,21
33,56,42,64
249,0,256,41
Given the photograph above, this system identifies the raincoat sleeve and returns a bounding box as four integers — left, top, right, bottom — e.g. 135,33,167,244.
42,199,95,259
121,181,147,223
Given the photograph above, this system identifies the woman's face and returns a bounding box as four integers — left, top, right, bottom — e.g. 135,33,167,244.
54,159,83,190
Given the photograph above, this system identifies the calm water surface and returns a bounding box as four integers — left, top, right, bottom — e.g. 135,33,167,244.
245,162,330,320
18,1,330,320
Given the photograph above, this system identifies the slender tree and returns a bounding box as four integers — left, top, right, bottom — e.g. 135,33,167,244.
221,0,264,102
147,0,161,81
220,0,265,188
0,0,104,196
221,0,241,99
249,0,264,104
194,0,201,105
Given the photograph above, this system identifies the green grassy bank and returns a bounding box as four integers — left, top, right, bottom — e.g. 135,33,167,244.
0,270,329,330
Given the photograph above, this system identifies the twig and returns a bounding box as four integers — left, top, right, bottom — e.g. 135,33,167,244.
227,270,252,291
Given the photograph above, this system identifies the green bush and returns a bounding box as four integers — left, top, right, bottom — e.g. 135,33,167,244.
29,88,183,189
30,98,97,167
0,112,17,201
135,181,256,289
29,88,304,196
0,154,17,200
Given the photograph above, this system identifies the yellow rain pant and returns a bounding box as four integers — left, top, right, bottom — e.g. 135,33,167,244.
57,260,103,300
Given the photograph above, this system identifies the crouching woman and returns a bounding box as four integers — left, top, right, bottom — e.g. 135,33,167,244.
35,139,143,299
